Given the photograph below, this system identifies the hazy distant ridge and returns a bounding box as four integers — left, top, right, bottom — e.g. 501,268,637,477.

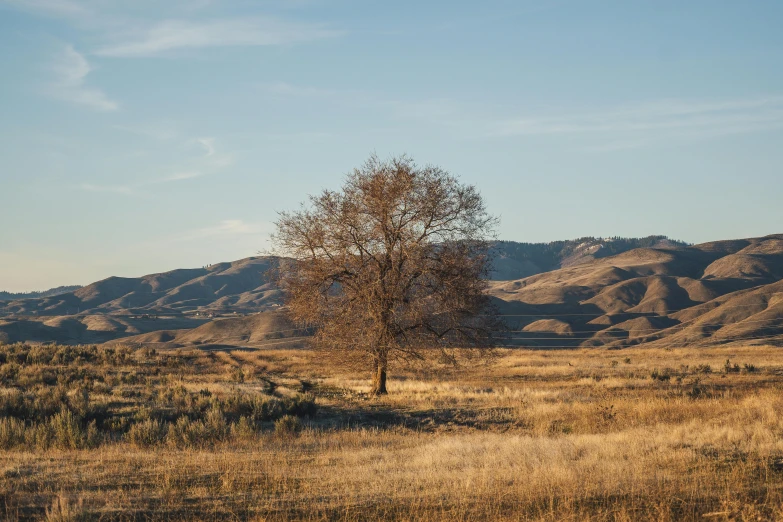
491,236,689,280
0,286,83,301
0,236,687,307
2,234,782,349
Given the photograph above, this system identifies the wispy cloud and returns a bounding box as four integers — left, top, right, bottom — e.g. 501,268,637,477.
261,82,783,147
142,171,204,185
182,219,271,240
580,139,649,153
47,45,118,111
113,122,179,141
492,96,783,138
95,17,341,57
261,81,342,98
162,171,203,182
79,135,230,195
80,170,204,195
197,137,215,156
80,183,133,195
208,154,234,168
195,136,234,168
259,81,463,127
0,0,89,18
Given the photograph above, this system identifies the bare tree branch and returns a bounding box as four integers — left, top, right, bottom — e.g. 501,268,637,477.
271,155,500,395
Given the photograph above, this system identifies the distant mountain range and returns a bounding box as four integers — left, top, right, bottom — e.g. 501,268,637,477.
1,234,781,349
0,236,685,309
490,236,689,279
0,285,83,301
0,257,285,318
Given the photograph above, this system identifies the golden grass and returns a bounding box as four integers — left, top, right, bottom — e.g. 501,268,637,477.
2,344,783,520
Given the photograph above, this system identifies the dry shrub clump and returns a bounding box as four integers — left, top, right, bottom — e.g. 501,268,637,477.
0,343,317,453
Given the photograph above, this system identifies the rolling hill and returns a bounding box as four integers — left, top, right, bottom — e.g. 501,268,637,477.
113,310,311,350
0,238,684,318
0,314,208,345
490,234,783,348
490,236,688,280
0,257,287,317
1,234,781,348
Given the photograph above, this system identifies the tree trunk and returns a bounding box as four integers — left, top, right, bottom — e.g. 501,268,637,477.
371,359,388,395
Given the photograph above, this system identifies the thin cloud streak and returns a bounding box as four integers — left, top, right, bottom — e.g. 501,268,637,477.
261,81,343,97
493,96,783,137
181,219,272,241
580,139,649,153
162,171,203,182
259,82,783,146
140,171,204,185
0,0,89,18
95,17,341,57
196,137,234,168
113,122,180,141
80,183,133,195
80,170,204,195
197,137,215,156
259,81,463,126
79,135,230,194
46,45,118,111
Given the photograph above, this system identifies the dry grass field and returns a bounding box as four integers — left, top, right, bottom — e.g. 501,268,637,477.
1,342,783,521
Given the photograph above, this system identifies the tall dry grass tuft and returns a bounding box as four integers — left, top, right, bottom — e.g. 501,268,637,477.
44,493,84,522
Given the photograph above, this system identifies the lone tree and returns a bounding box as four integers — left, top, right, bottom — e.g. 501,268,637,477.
272,155,499,395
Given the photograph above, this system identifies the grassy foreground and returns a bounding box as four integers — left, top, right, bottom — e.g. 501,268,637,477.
1,342,783,520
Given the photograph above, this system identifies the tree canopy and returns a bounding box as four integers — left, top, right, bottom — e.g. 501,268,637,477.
272,155,499,394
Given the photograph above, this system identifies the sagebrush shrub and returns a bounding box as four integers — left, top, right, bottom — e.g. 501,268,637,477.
0,417,27,449
127,419,167,448
166,416,195,448
204,407,229,441
166,409,228,449
68,386,90,419
50,409,84,450
231,416,256,441
286,393,317,418
274,415,302,438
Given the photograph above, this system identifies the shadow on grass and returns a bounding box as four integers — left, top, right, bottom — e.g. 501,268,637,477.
314,402,517,432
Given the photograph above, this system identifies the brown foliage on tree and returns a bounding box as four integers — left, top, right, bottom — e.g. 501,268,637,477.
272,155,499,394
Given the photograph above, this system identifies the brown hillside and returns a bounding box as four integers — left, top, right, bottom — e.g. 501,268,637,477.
490,234,783,348
2,234,781,348
0,315,207,345
0,257,285,317
117,311,309,349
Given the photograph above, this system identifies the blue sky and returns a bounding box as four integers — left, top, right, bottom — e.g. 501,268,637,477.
1,0,782,291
